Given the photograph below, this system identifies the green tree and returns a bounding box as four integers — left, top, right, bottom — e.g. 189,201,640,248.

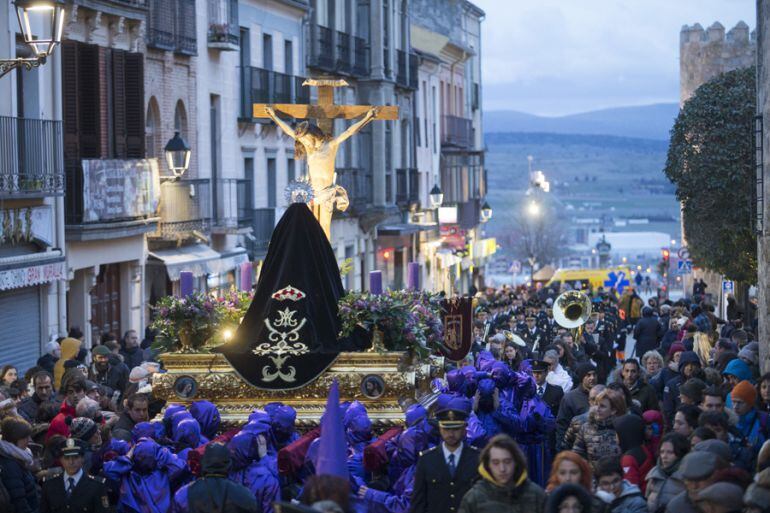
664,66,756,283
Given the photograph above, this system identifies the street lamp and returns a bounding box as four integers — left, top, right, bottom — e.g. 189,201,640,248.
1,0,66,78
527,200,540,217
165,131,192,179
481,201,492,222
429,184,444,209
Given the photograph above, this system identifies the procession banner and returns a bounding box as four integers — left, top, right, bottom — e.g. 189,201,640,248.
440,296,473,361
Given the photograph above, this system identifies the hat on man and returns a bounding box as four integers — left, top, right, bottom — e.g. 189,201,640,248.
695,482,745,509
92,345,111,357
437,396,471,428
680,378,707,403
730,380,757,408
60,437,85,457
738,348,758,365
693,439,731,463
68,417,98,442
531,360,550,373
680,451,722,480
129,366,150,384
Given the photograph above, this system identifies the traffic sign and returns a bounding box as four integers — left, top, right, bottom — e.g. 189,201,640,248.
722,280,734,295
677,260,693,274
677,247,690,260
509,260,522,274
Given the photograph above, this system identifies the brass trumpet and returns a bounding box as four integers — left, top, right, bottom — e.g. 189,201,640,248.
553,290,592,330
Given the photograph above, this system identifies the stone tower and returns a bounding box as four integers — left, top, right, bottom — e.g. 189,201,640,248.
680,21,755,105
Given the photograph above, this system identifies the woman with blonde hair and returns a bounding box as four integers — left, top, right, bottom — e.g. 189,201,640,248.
572,388,624,470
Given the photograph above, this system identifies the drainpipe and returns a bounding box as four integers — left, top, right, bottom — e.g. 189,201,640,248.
52,43,67,338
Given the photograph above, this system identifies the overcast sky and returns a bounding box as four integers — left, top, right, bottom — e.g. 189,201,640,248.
474,0,756,116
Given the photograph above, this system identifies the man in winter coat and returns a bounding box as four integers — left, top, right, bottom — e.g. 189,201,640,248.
556,363,596,443
46,377,86,440
18,370,59,423
633,307,664,357
663,351,702,425
665,451,725,513
174,443,258,513
458,434,546,513
595,456,647,513
89,344,129,399
621,359,659,413
120,329,145,370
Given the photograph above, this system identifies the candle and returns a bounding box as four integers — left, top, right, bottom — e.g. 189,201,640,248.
240,262,253,291
369,270,383,295
407,262,420,290
179,271,194,297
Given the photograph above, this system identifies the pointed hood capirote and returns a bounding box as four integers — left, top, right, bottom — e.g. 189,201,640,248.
216,204,359,390
315,379,348,479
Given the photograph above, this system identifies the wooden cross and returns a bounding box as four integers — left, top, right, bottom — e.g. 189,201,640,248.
251,78,398,134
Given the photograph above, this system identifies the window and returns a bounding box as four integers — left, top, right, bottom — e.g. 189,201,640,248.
284,40,293,75
174,100,189,140
267,157,276,207
145,97,161,158
287,158,296,183
263,33,273,70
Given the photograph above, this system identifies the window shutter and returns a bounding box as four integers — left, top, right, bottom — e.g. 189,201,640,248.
124,52,145,158
78,42,101,158
111,49,127,158
61,41,79,164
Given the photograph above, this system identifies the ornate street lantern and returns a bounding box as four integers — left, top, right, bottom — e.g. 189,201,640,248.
429,184,443,209
1,0,66,78
164,131,192,179
481,201,492,222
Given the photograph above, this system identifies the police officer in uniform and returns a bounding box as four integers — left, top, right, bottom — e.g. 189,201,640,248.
410,402,479,513
41,438,111,513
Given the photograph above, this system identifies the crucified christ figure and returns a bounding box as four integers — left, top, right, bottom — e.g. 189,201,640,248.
264,105,381,239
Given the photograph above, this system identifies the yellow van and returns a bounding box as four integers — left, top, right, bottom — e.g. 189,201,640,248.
546,267,633,294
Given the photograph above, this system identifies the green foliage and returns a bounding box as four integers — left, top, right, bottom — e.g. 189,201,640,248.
663,66,757,283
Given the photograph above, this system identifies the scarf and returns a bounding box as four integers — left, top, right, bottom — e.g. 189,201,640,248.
659,457,681,477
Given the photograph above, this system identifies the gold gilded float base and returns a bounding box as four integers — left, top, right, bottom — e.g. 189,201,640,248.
153,352,427,428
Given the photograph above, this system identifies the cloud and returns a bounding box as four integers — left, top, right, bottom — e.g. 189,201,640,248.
474,0,756,115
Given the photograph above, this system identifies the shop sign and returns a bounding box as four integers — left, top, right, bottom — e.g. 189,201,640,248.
0,260,65,291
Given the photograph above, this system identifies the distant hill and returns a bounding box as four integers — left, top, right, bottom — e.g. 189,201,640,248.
484,103,680,141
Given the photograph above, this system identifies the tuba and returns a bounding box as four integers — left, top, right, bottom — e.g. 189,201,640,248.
553,290,592,329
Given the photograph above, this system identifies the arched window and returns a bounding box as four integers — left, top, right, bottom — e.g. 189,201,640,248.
174,100,188,140
145,97,161,158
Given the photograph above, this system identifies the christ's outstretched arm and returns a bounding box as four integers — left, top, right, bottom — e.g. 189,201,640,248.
264,106,298,140
332,107,381,146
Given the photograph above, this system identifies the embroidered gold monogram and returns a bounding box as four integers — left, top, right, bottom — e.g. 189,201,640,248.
252,289,310,383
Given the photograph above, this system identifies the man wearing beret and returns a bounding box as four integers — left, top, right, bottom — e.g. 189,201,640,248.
665,451,726,513
410,401,479,513
89,344,129,400
41,438,111,513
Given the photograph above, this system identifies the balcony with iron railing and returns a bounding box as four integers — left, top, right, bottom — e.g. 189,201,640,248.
336,167,373,211
439,153,486,205
308,25,334,71
395,168,419,205
409,52,419,89
335,31,352,73
211,178,254,233
0,117,64,199
147,0,196,55
353,36,369,76
441,115,473,148
245,207,276,255
396,50,408,88
176,0,197,55
150,178,211,240
207,0,239,51
240,67,308,120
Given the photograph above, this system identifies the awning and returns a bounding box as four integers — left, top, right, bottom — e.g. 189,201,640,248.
377,224,421,236
148,244,222,280
212,248,249,274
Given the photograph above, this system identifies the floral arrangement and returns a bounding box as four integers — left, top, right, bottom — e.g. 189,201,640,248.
150,293,220,353
338,290,443,357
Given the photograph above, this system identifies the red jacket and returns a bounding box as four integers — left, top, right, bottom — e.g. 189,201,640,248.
621,445,655,494
45,400,76,441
